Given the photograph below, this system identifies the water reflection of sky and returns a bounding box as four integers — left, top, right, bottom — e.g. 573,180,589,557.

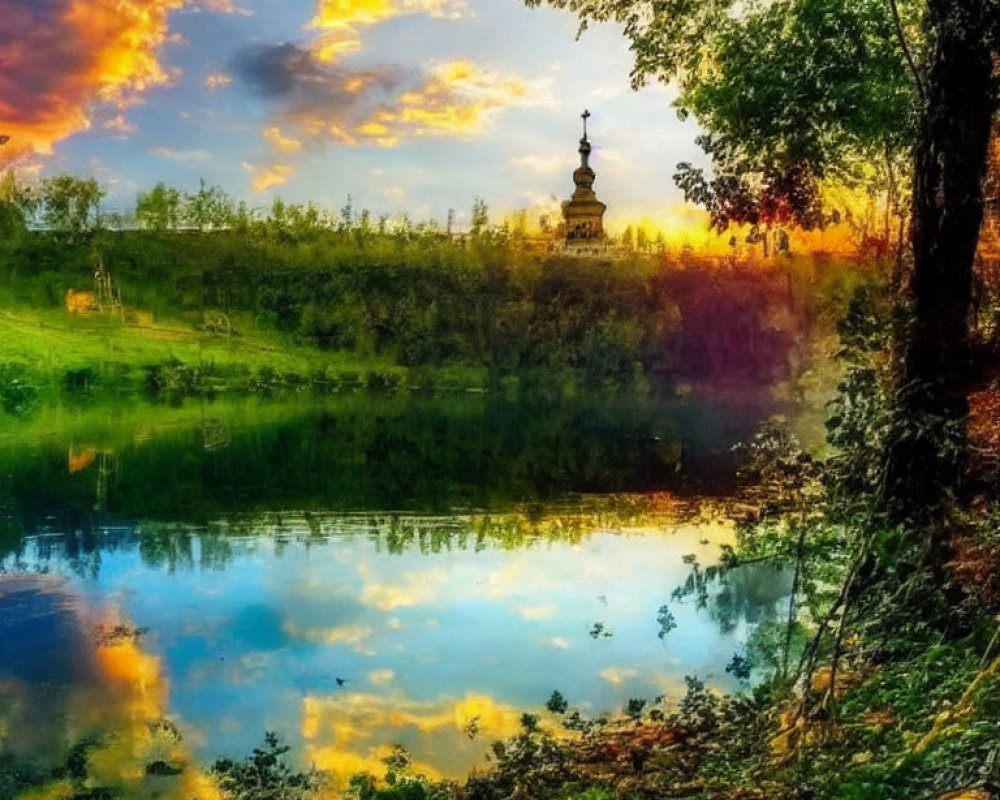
4,516,791,783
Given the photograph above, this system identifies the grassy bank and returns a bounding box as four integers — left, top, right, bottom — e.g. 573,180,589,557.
0,223,876,418
0,303,487,415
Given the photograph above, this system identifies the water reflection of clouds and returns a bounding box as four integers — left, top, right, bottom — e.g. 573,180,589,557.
301,690,536,784
357,562,449,611
0,581,223,798
599,666,639,687
7,514,770,780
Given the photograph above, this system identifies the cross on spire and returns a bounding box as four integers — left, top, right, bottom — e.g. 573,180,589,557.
581,109,591,140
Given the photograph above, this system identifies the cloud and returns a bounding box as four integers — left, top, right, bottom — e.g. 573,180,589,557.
510,155,573,175
367,668,395,685
594,148,634,174
232,41,409,104
205,72,234,90
307,0,469,63
282,621,376,654
103,114,137,133
365,60,553,140
591,83,627,99
242,162,295,192
262,126,303,153
149,146,211,161
517,605,558,621
231,42,551,150
0,0,230,165
357,565,447,611
301,690,524,782
599,667,638,687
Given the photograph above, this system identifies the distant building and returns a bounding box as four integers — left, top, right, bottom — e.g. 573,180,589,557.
561,110,609,257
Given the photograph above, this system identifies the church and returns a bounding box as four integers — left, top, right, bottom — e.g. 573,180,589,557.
559,110,610,256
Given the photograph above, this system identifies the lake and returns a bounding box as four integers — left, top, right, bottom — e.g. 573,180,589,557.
0,394,793,797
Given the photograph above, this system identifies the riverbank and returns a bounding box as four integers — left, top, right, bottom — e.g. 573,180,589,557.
0,227,873,419
0,305,490,415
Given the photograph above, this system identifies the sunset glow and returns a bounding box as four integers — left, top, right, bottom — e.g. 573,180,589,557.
0,0,707,228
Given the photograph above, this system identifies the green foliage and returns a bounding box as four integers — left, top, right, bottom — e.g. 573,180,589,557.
40,175,104,239
0,185,858,405
470,198,489,237
524,0,920,222
677,675,719,735
136,183,183,231
545,690,569,714
725,650,752,682
0,362,40,417
211,731,322,800
465,723,577,800
624,697,647,718
347,773,453,800
588,622,613,639
656,603,677,639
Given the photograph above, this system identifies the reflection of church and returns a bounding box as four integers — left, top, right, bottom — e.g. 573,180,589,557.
560,110,609,256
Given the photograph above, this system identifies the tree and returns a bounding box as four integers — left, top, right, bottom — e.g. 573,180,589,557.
0,168,39,234
136,182,182,231
471,197,489,237
636,225,649,253
184,178,234,230
40,175,103,238
880,1,997,531
527,0,921,232
620,224,634,252
211,732,321,800
525,0,1000,569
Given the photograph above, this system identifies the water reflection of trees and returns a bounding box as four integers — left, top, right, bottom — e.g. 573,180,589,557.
671,558,794,634
0,395,774,553
138,526,234,573
3,506,713,576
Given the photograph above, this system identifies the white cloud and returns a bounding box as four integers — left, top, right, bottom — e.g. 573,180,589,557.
599,667,638,686
510,154,573,175
149,146,211,161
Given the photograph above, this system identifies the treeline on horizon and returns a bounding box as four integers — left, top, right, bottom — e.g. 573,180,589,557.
0,173,875,404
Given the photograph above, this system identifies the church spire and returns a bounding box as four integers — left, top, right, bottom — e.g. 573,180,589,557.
561,109,606,251
578,109,592,169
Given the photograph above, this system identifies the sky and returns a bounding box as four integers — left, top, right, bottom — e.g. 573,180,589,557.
0,0,710,230
6,517,775,785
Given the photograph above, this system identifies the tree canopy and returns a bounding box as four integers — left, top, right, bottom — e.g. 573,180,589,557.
524,0,927,228
528,0,1000,563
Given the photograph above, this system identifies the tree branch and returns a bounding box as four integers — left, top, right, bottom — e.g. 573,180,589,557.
888,0,925,102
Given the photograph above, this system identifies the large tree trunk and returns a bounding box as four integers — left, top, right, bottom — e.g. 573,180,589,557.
880,0,995,530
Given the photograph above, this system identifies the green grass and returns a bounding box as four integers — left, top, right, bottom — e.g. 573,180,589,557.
0,305,488,410
0,305,382,378
0,393,326,450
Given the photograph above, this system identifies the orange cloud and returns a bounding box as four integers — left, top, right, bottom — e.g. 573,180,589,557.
233,43,553,151
301,690,534,785
263,126,304,152
308,0,468,63
364,60,546,140
0,0,229,165
243,162,295,192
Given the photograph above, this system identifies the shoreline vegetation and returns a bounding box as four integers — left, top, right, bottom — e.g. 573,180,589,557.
0,184,874,418
4,185,1000,800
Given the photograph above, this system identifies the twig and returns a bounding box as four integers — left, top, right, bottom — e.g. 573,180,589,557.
888,0,926,102
782,513,809,680
908,653,1000,758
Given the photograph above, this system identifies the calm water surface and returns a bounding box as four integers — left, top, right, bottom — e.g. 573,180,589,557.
0,395,791,793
